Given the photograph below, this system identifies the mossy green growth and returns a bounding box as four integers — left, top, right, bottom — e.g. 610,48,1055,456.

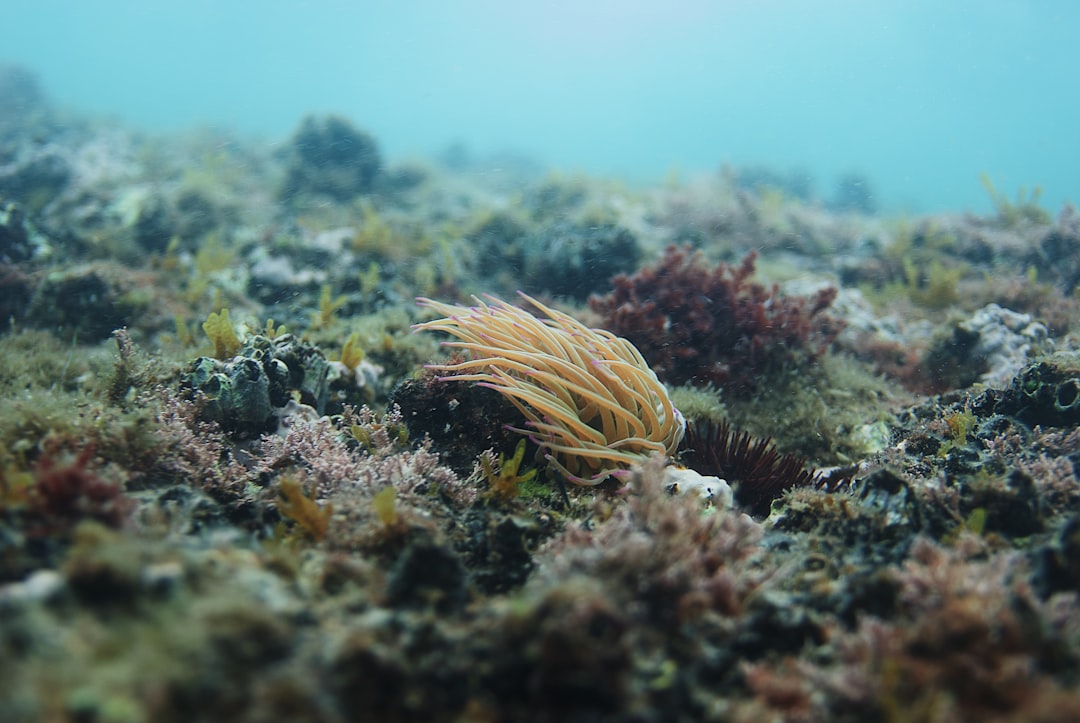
725,352,900,465
863,219,967,311
311,284,347,330
351,202,397,257
0,331,164,474
669,383,727,425
903,258,963,310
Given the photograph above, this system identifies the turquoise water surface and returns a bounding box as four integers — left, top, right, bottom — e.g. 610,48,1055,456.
4,0,1077,213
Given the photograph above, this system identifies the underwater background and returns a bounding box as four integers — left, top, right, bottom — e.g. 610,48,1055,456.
3,2,1080,722
5,0,1078,213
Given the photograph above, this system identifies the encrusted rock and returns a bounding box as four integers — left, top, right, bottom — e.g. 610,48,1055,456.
0,199,35,263
186,333,330,437
962,304,1052,386
281,115,382,202
25,263,145,340
928,303,1052,389
996,351,1080,426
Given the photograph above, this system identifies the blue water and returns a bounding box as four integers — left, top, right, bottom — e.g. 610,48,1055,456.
4,0,1077,214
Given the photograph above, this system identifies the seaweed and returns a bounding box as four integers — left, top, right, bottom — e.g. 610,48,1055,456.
590,244,841,392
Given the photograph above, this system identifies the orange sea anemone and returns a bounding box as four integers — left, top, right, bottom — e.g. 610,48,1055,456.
414,292,685,485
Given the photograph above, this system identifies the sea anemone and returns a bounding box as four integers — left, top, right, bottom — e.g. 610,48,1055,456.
413,292,685,485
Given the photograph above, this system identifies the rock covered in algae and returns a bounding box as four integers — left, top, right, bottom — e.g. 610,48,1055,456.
996,350,1080,426
281,114,382,202
186,333,330,437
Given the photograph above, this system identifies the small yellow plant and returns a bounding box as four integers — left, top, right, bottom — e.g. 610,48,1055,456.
349,421,409,454
358,262,380,300
312,284,347,329
158,235,182,272
264,318,287,339
338,332,365,371
946,407,976,445
0,458,33,510
174,315,196,348
193,233,235,275
372,485,398,526
938,407,976,457
351,203,398,258
183,233,237,302
480,439,539,502
202,308,242,359
980,172,1050,227
277,475,332,542
904,258,962,310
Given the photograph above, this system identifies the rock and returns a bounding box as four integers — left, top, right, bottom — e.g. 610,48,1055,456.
281,115,382,202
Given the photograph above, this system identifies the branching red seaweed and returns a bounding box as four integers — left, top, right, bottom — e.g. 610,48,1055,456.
590,244,842,391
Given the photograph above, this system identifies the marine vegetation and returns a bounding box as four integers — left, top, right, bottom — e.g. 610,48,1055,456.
413,293,685,484
479,438,539,501
590,244,841,391
200,308,242,359
981,171,1052,228
4,62,1080,721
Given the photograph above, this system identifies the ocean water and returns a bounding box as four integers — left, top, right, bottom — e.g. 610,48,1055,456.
3,0,1077,214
